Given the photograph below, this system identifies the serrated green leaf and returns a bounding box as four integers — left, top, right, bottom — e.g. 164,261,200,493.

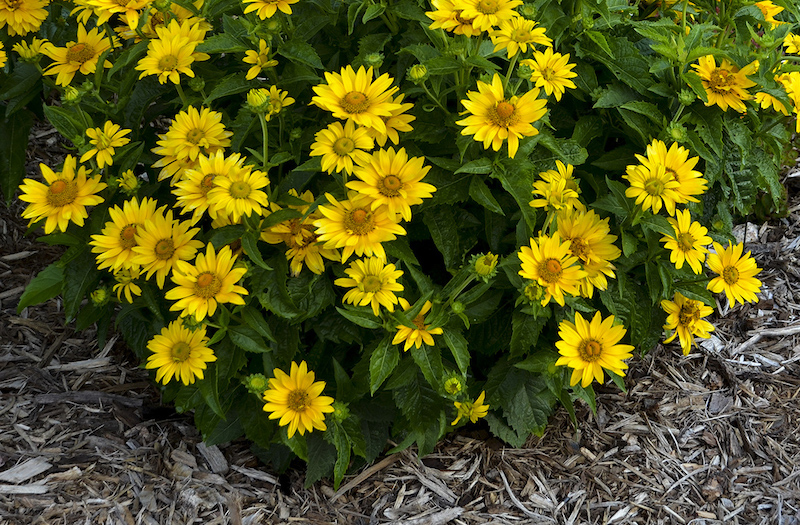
240,308,277,342
43,105,83,142
440,329,469,374
204,73,258,105
228,326,268,352
422,206,461,269
0,109,34,203
409,344,443,389
242,231,271,270
370,338,399,394
17,263,63,313
337,306,382,329
196,33,248,54
469,176,504,215
362,3,385,23
279,40,324,69
63,249,100,322
305,433,336,486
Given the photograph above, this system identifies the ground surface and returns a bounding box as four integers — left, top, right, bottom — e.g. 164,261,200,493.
0,129,799,524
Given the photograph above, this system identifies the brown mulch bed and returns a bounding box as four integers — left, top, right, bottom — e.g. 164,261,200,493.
0,130,799,524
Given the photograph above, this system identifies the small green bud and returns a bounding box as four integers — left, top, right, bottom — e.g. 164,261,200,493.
712,219,725,231
451,301,465,314
265,19,281,32
243,374,269,395
188,77,205,92
443,375,464,396
181,315,204,331
62,86,82,105
407,64,429,84
90,287,110,307
364,53,384,68
152,0,171,11
117,169,140,195
470,252,499,282
679,89,695,106
517,64,533,80
448,41,467,57
290,127,303,140
589,87,605,102
523,281,544,303
518,3,536,19
667,122,687,143
332,401,350,422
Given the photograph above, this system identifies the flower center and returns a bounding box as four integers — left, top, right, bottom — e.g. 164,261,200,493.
96,133,114,150
6,0,21,8
171,342,192,362
119,224,138,249
194,271,222,298
538,258,563,283
158,54,179,71
511,29,532,42
333,137,355,155
540,67,555,81
229,180,252,199
361,275,382,293
477,0,498,14
185,128,205,144
578,339,603,362
644,177,665,196
154,238,175,260
380,175,402,197
708,68,733,92
495,101,515,119
344,207,375,235
200,174,215,195
287,389,310,412
66,42,96,64
678,303,700,326
341,91,370,113
569,237,589,261
676,232,695,252
722,266,739,285
488,100,519,127
412,314,426,330
46,179,79,208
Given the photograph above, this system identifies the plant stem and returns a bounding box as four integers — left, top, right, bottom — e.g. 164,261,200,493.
175,83,189,108
258,114,269,170
504,54,519,92
421,81,448,113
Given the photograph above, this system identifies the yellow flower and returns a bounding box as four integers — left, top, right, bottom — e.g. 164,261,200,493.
206,166,270,222
314,192,406,263
172,150,244,224
135,34,198,84
165,244,248,322
755,0,784,28
263,85,294,121
12,37,48,61
623,164,681,215
311,65,402,134
392,298,443,351
243,0,299,19
661,292,715,356
706,241,762,307
311,120,375,175
19,155,106,234
489,17,551,58
334,256,404,316
243,39,278,80
42,24,114,86
530,160,585,213
784,33,800,54
520,48,577,101
460,0,523,32
347,147,436,222
633,139,707,207
555,311,634,388
145,321,216,386
660,209,711,274
86,0,149,29
451,391,489,425
457,74,547,158
80,121,132,169
112,266,142,303
426,0,480,37
518,232,587,306
0,0,48,36
754,92,789,115
117,169,140,194
131,209,204,289
556,208,620,298
0,41,6,68
691,55,757,113
365,94,416,147
473,252,499,278
89,196,160,271
262,361,335,438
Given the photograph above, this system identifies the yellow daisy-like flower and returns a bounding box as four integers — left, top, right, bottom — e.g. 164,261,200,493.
145,321,216,386
86,0,149,29
334,256,404,317
165,244,248,322
518,232,587,306
520,48,577,101
89,197,160,271
80,121,132,169
489,17,551,58
365,94,416,147
12,37,48,61
623,164,681,215
172,150,244,224
0,42,6,68
706,241,762,307
457,74,547,158
314,192,407,263
784,33,800,54
262,361,335,439
556,208,620,297
426,0,480,37
131,209,204,289
530,160,585,213
660,209,711,274
0,0,48,36
691,55,758,113
19,155,106,234
263,85,295,121
460,0,522,32
755,0,784,28
135,34,198,84
661,292,715,356
555,311,634,388
243,39,278,80
112,266,142,303
754,92,789,116
206,167,270,222
392,298,444,351
42,25,113,86
311,120,374,175
347,147,436,222
633,139,707,207
311,65,401,134
451,391,489,425
243,0,299,19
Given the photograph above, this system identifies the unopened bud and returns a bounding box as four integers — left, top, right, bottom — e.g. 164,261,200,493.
188,77,205,92
679,89,695,106
244,374,269,395
364,53,384,68
407,64,429,84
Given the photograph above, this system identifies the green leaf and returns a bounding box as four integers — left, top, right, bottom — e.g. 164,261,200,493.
638,213,674,237
203,412,244,445
228,326,268,353
240,308,277,342
305,433,336,486
63,249,100,322
43,105,83,142
198,362,225,418
0,109,34,203
207,224,246,248
336,306,382,329
329,422,351,490
510,310,549,358
0,64,41,102
422,206,461,269
492,164,537,231
440,330,469,374
108,40,148,79
196,33,248,53
362,3,385,23
278,40,324,69
469,176,504,215
455,158,493,175
584,30,614,56
242,231,271,270
409,344,443,389
204,73,258,105
347,1,366,34
370,338,399,394
17,263,63,313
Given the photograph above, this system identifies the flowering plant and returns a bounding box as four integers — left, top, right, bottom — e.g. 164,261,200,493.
2,0,794,487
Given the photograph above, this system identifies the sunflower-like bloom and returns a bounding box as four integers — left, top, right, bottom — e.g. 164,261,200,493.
426,0,480,37
0,0,48,36
754,92,789,115
145,321,216,386
555,311,634,388
365,94,416,147
311,120,374,175
530,160,585,213
165,244,248,322
334,256,404,316
489,17,551,58
136,35,198,84
172,151,245,224
520,48,577,101
392,298,443,351
13,37,48,61
755,0,784,28
460,0,522,32
691,55,758,113
623,164,681,215
243,0,298,19
131,209,204,288
518,232,587,306
80,121,132,169
557,208,620,298
19,155,106,234
314,192,406,263
262,361,335,439
458,74,547,158
661,292,715,356
347,147,436,222
311,65,401,134
86,0,149,28
90,197,160,271
451,391,489,425
633,139,708,207
784,33,800,54
660,209,711,274
706,241,762,307
42,25,113,86
206,167,270,222
243,39,278,80
112,266,142,303
263,85,294,121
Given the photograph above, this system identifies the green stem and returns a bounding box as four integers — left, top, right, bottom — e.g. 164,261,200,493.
258,114,269,170
503,54,519,92
175,83,189,109
421,81,448,113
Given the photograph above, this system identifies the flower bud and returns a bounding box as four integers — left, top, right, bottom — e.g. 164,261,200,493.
443,375,463,396
62,86,82,105
290,127,303,140
117,169,140,194
471,252,499,281
451,301,465,314
517,63,534,80
364,53,384,68
407,64,429,84
332,401,350,422
523,281,544,303
247,88,271,114
244,374,269,395
152,0,172,11
188,77,205,92
667,122,687,143
518,3,536,19
679,89,695,106
90,287,110,307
